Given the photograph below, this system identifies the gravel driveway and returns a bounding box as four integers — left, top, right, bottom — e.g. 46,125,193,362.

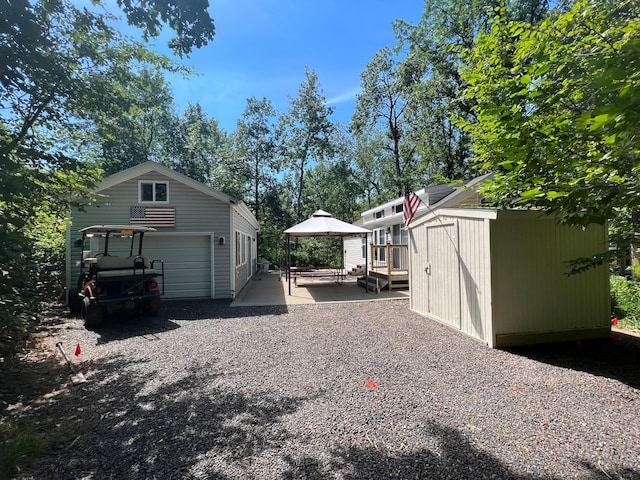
4,299,640,479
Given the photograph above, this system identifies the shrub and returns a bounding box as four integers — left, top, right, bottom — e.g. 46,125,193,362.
0,423,46,480
610,275,640,331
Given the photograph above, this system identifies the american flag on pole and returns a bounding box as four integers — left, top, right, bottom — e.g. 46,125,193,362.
130,206,175,227
403,188,421,226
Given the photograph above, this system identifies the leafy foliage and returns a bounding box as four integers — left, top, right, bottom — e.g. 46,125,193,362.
461,0,640,252
280,68,336,222
161,102,227,184
0,422,46,480
231,97,281,223
113,0,214,55
610,275,640,330
351,47,425,197
0,0,210,355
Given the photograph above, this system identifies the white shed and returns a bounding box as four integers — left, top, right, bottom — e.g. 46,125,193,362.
408,208,611,347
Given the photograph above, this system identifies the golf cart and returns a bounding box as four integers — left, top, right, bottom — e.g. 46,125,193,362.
68,225,165,328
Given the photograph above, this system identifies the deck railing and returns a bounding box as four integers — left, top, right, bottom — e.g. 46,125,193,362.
370,243,408,274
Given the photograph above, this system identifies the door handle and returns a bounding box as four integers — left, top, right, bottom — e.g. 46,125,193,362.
425,264,431,275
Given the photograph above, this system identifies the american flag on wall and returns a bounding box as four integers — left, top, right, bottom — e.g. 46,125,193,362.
403,188,422,227
130,206,176,227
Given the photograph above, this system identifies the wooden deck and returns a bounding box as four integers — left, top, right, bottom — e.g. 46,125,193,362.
354,243,410,293
351,264,409,293
357,269,408,293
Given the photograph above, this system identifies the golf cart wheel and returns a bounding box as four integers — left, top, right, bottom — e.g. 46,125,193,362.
144,297,161,317
82,296,104,329
68,292,82,315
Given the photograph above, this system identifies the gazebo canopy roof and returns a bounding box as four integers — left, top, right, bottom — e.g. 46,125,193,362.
284,210,371,238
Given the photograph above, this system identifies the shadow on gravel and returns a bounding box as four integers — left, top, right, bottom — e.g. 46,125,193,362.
90,300,289,345
504,333,640,390
20,354,310,479
281,420,559,480
162,299,289,320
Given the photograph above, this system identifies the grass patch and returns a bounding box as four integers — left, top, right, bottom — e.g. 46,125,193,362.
0,423,46,480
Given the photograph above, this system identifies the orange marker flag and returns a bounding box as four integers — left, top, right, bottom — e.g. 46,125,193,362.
74,343,82,356
366,380,378,389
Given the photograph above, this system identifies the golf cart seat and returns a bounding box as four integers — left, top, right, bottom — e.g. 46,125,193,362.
96,255,151,270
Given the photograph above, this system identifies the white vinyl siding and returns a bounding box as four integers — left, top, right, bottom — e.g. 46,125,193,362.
233,208,258,296
67,168,240,299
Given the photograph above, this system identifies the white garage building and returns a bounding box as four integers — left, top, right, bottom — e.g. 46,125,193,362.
66,162,259,301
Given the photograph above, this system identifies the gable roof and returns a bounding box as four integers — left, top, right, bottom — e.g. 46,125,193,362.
356,173,493,229
97,161,259,230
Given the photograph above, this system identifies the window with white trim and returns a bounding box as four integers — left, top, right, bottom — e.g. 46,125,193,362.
139,181,169,203
235,231,247,267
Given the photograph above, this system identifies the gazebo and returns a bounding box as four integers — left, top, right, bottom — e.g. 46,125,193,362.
283,210,371,295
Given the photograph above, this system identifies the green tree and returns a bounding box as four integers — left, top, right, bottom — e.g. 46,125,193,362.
351,132,387,208
105,0,214,55
393,0,554,182
0,0,211,354
279,68,336,222
460,0,640,263
351,47,426,198
304,157,361,223
98,68,177,175
161,102,227,184
232,97,281,223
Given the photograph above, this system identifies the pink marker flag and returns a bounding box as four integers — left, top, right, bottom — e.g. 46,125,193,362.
366,380,378,389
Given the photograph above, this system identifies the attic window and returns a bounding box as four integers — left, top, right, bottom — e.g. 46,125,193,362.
393,204,403,214
374,210,384,219
139,181,169,203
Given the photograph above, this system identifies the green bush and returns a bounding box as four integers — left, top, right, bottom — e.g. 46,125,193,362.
610,275,640,331
0,423,46,480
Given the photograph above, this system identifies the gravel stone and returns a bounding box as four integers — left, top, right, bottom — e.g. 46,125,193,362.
3,299,640,479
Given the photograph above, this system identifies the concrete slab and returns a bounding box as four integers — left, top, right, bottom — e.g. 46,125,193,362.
231,270,409,307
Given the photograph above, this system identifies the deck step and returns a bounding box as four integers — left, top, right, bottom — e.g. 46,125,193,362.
348,264,365,276
357,275,388,293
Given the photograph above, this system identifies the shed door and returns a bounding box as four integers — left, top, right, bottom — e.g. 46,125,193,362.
423,222,461,329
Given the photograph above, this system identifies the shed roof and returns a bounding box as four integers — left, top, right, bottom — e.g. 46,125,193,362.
284,210,371,237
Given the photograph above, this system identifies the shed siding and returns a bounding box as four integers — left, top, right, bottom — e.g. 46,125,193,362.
409,208,609,347
68,171,234,299
456,216,492,343
412,215,493,343
490,214,610,337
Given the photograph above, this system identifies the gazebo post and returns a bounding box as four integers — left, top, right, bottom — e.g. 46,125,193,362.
340,237,344,282
365,232,369,292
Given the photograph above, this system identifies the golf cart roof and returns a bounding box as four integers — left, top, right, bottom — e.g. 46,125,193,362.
79,225,157,235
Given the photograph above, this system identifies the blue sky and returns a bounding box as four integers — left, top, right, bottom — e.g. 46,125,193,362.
160,1,426,132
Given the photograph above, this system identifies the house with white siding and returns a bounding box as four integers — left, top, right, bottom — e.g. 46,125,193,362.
344,175,488,290
65,161,259,302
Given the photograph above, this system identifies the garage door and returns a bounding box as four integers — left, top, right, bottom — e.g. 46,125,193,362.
143,235,212,299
